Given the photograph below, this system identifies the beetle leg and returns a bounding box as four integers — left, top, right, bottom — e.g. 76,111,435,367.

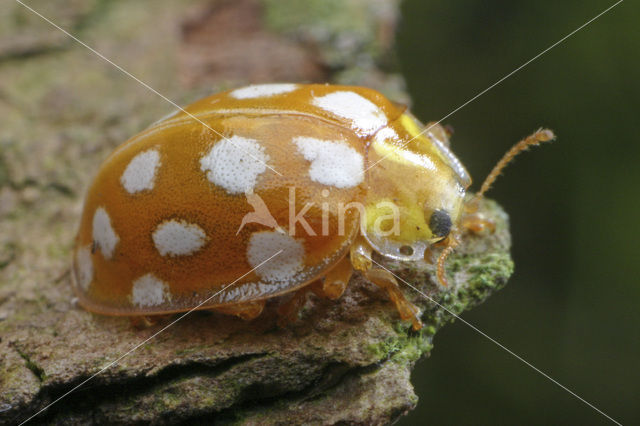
129,314,171,328
423,237,451,264
214,300,266,321
364,268,423,330
349,236,373,270
461,212,496,234
350,237,423,330
277,283,316,327
130,315,155,328
277,257,353,327
317,255,353,300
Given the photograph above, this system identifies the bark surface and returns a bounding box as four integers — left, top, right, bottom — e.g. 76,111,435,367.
0,1,513,424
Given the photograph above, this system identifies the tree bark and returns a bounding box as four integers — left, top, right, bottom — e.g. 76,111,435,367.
0,1,513,424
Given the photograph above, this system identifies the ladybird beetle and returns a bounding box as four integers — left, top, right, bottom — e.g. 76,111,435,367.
72,83,553,330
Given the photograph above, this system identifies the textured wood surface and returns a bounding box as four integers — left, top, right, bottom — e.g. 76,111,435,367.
0,1,513,424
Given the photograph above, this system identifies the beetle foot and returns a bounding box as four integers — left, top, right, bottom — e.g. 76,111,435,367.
462,212,496,234
364,268,423,330
317,256,353,300
130,315,170,329
214,300,266,321
423,238,450,264
277,286,312,327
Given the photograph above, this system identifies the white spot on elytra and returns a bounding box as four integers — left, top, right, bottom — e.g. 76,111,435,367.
131,273,170,307
92,207,119,259
293,136,364,188
230,84,298,99
200,135,269,194
74,245,93,291
120,149,161,194
152,219,207,257
312,91,387,135
247,231,304,283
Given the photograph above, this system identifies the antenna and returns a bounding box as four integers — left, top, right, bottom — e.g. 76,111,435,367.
477,128,555,198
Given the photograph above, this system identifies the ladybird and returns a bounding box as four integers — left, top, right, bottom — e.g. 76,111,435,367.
72,83,553,330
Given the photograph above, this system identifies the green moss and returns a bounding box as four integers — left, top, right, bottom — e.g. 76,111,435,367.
393,338,433,365
423,325,436,337
366,331,434,366
367,337,402,359
419,251,514,330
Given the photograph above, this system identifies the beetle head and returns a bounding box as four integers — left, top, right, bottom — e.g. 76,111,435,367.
362,116,470,261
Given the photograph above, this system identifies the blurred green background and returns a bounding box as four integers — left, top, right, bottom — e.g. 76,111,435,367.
397,0,639,424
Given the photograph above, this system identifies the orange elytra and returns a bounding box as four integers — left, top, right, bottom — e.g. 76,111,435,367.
72,83,553,329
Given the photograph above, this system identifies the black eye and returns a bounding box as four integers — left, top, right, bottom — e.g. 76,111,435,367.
429,209,452,238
